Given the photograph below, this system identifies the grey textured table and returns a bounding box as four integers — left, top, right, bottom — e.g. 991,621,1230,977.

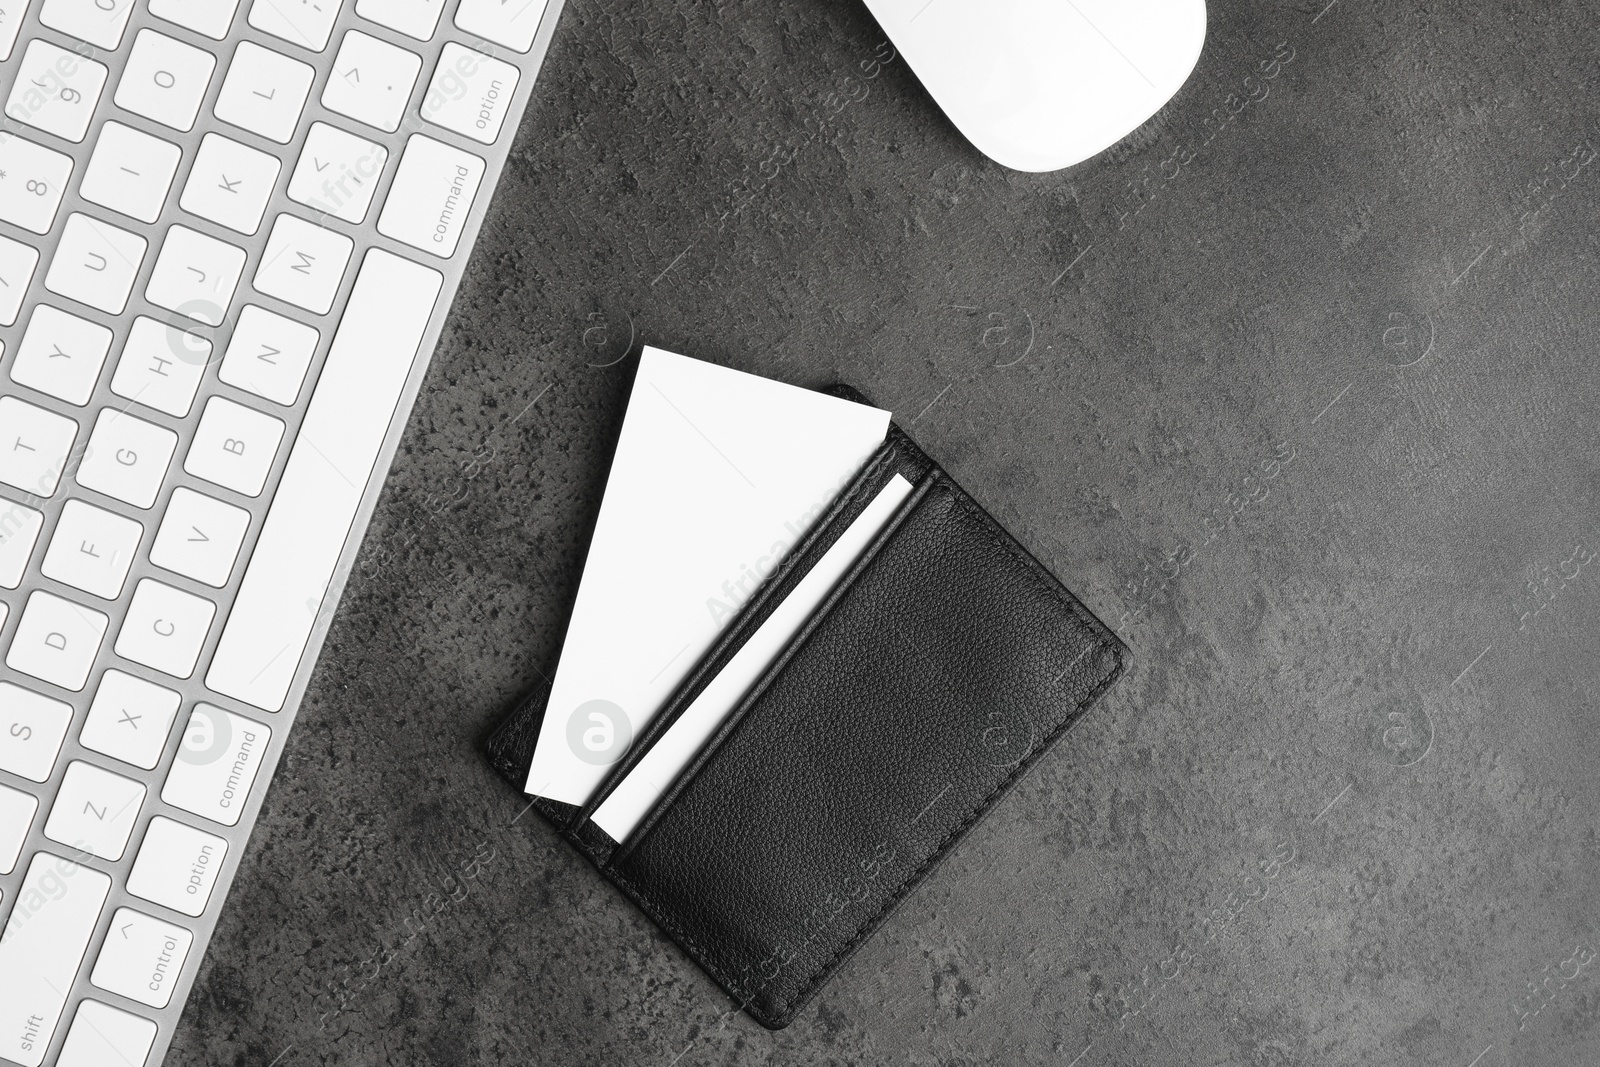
172,2,1600,1064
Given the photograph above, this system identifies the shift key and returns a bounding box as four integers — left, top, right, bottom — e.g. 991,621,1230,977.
377,134,485,258
0,852,112,1067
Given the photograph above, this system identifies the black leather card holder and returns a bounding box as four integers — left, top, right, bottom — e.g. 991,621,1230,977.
486,394,1127,1028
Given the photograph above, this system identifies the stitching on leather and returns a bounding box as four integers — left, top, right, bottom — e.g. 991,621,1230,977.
606,865,774,1015
941,481,1123,652
778,644,1124,1016
601,479,1126,1026
609,637,1122,1027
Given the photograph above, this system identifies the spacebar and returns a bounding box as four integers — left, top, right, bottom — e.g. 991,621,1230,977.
208,249,442,712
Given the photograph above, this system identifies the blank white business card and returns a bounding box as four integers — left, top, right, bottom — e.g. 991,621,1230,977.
525,348,890,806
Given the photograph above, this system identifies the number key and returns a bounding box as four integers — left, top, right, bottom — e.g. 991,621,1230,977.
4,39,109,142
0,1,25,61
40,0,139,50
0,131,74,234
150,0,243,40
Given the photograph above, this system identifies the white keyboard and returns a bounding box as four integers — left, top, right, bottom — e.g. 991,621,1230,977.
0,1,563,1064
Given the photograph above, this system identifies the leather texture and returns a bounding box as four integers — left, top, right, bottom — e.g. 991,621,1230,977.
483,400,1127,1028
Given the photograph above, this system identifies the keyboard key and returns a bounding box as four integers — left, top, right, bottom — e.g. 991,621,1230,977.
76,406,178,509
10,302,115,405
116,577,216,678
218,303,320,405
253,213,353,314
41,498,143,599
249,0,342,51
456,0,549,53
145,224,247,325
0,396,78,496
127,814,227,916
322,30,422,133
180,132,282,235
44,212,149,315
422,42,520,145
44,759,146,859
6,589,107,690
0,680,71,780
0,234,41,325
0,851,111,1067
0,498,44,587
287,120,388,224
80,668,182,769
39,0,137,49
163,704,270,825
359,0,443,41
150,486,250,586
213,40,314,144
209,251,442,710
0,782,36,873
92,906,194,1008
79,121,182,224
0,1,28,61
4,39,109,142
377,134,486,258
0,131,73,234
185,396,284,497
115,29,217,132
150,0,242,39
56,1000,158,1067
110,315,211,418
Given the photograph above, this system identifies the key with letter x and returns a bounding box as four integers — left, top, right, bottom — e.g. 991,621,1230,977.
79,670,183,769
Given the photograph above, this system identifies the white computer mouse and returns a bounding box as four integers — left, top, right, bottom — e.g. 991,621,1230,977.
864,0,1207,172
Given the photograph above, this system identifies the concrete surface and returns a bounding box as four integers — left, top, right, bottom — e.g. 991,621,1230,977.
173,1,1600,1064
